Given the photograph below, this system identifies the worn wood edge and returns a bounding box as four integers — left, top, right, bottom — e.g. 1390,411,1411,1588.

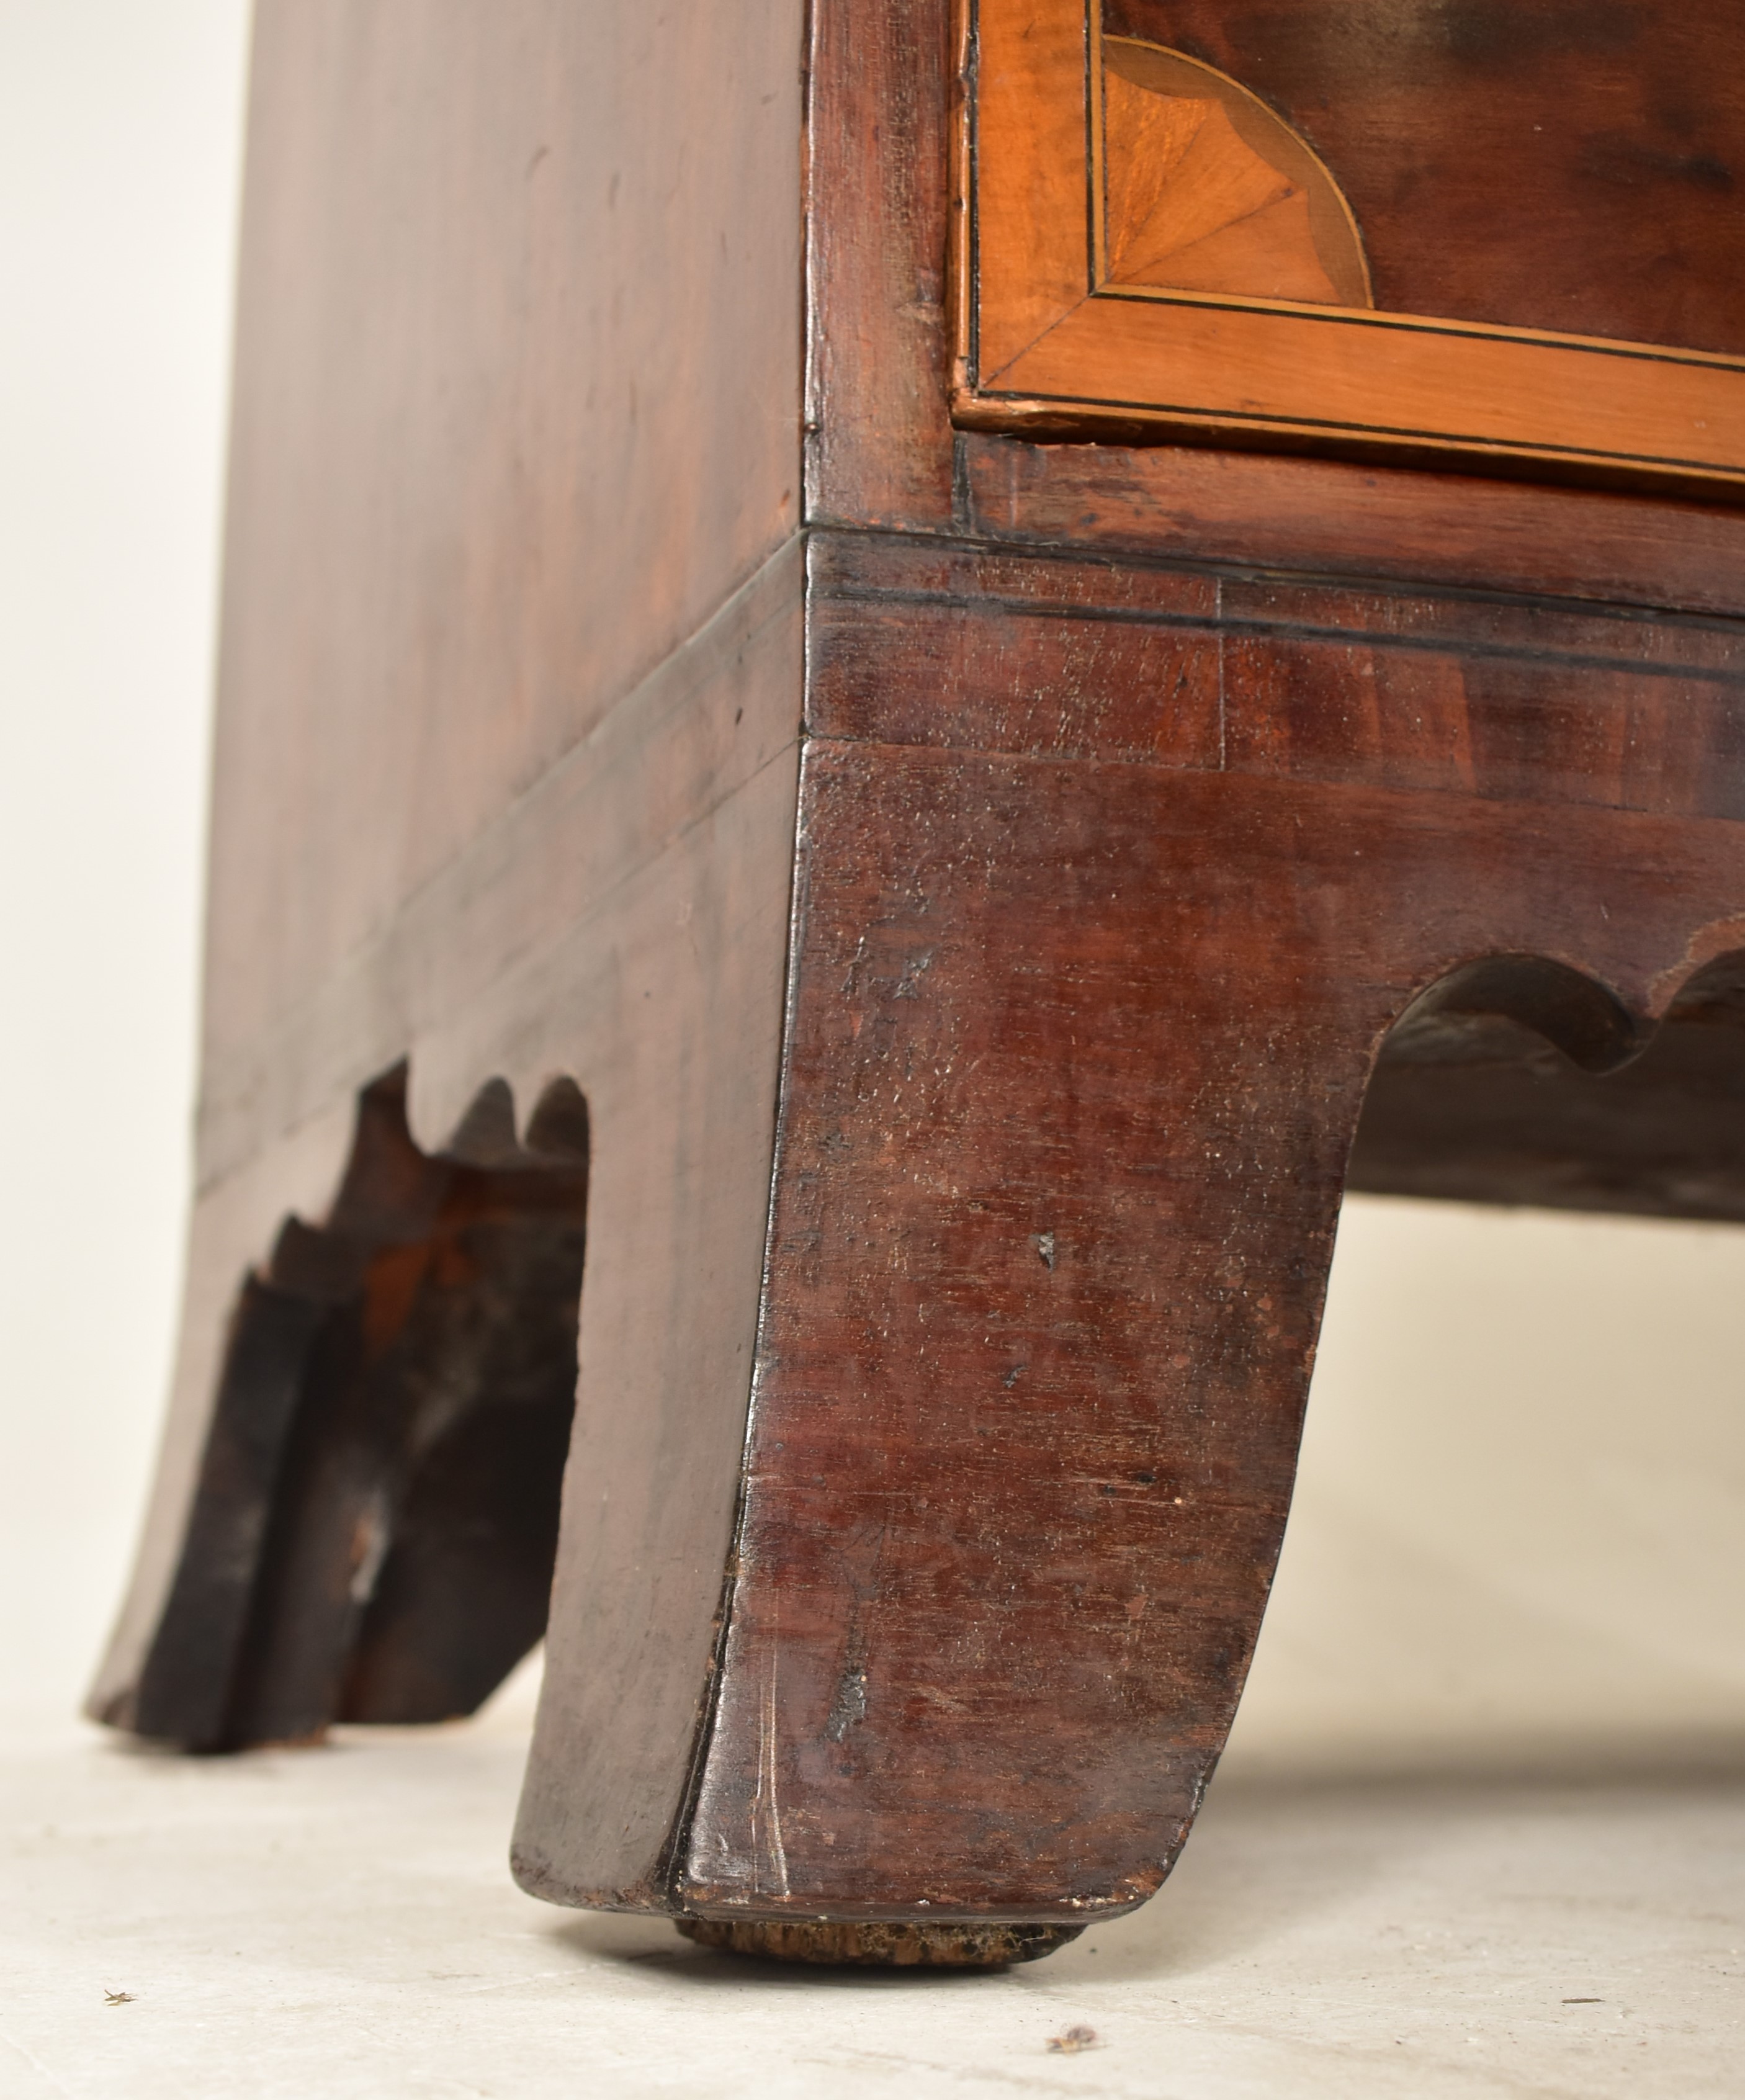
952,386,1745,506
675,1918,1085,1965
673,1890,1157,1926
501,749,799,1905
505,613,806,1910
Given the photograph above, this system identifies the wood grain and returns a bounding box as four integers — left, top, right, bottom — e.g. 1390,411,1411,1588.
807,530,1221,764
1109,0,1745,355
813,531,1745,821
979,285,1745,491
675,737,1745,1919
964,437,1745,620
1101,40,1370,307
97,0,1745,1959
823,0,1745,603
93,0,809,1890
208,0,804,1080
959,0,1745,495
808,0,959,532
971,0,1092,377
1218,574,1745,821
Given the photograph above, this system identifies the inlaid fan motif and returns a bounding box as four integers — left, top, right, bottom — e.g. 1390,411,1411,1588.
1100,38,1371,310
958,0,1745,494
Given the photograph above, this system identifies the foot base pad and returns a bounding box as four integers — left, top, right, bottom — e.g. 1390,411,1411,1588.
675,1918,1083,1967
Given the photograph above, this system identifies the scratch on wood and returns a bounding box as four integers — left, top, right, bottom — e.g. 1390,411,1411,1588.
753,1643,790,1897
826,1658,868,1741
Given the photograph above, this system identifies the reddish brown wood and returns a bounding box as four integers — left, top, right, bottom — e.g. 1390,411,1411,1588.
805,0,959,534
966,436,1745,618
807,533,1222,764
96,0,1745,1968
673,746,1745,1919
1216,576,1745,820
92,0,809,1886
516,529,1745,1923
1108,0,1745,354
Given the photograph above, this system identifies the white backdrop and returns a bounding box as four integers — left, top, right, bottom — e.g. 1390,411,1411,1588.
0,0,248,1725
1,0,1741,1769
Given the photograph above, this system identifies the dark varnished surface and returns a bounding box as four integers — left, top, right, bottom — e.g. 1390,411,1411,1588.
206,0,802,1087
1109,0,1745,355
99,0,1745,1945
811,530,1745,819
806,0,958,533
808,534,1222,765
1217,577,1745,820
965,439,1745,622
96,0,807,1894
1352,957,1745,1224
679,730,1745,1916
657,533,1745,1921
111,1070,588,1751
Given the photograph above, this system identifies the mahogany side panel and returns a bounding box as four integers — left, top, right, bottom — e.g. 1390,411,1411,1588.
101,0,813,1914
97,562,806,1844
99,0,809,1761
209,0,804,1084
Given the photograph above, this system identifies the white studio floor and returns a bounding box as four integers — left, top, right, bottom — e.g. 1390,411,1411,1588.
4,1658,1741,2100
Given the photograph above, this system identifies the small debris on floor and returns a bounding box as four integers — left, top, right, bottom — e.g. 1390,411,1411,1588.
1046,2024,1099,2053
1563,1997,1604,2004
103,1990,136,2006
